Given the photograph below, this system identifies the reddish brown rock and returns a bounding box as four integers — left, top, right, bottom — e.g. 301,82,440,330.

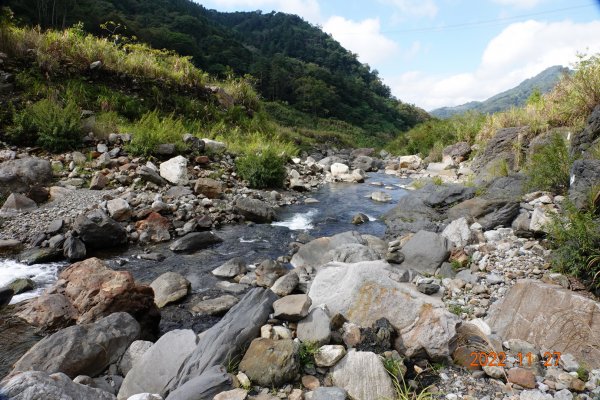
507,367,536,389
135,212,171,242
16,258,159,338
195,156,210,165
194,178,224,199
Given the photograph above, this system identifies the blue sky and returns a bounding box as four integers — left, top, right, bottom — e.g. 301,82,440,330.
196,0,600,110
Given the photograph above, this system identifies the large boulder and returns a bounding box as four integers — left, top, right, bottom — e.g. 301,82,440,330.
383,189,445,237
291,231,370,269
118,330,198,400
136,212,172,243
331,351,395,400
165,288,277,395
169,232,223,253
442,142,471,165
0,287,14,307
318,156,345,172
12,312,140,378
487,279,600,369
234,198,277,223
441,218,472,248
351,156,377,172
238,338,299,387
569,159,600,209
398,155,422,170
400,230,450,275
447,197,520,231
159,156,188,185
0,193,37,215
422,184,476,209
1,371,117,400
571,104,600,157
0,158,53,198
308,261,460,359
73,210,127,250
16,258,159,336
471,127,525,180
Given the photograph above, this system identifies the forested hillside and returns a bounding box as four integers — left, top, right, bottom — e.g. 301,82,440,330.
6,0,428,143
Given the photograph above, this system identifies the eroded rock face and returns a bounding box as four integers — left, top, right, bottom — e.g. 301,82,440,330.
308,260,460,359
486,279,600,369
16,258,159,337
569,159,600,210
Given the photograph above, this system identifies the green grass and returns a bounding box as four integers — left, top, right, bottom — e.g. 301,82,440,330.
382,356,434,400
431,176,444,186
236,146,287,189
124,111,189,156
298,341,319,369
524,133,575,194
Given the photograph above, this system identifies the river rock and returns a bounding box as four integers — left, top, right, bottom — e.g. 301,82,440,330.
8,278,34,295
270,272,299,296
166,288,277,394
383,191,443,237
90,171,109,190
529,205,554,233
318,156,345,172
169,232,223,253
17,257,159,336
164,365,231,400
331,350,395,400
325,243,381,265
214,389,247,400
63,235,87,261
159,156,188,185
234,197,277,223
255,259,287,287
273,294,311,321
136,212,172,243
442,218,472,248
119,340,153,376
192,295,239,316
194,178,224,199
443,142,471,164
305,387,347,400
117,330,198,399
12,312,140,378
330,163,350,177
0,287,14,307
487,279,600,369
0,157,52,198
308,260,459,359
150,272,190,308
351,213,368,225
238,338,299,387
1,193,37,215
371,191,391,202
73,210,127,250
202,138,226,152
212,257,246,278
447,197,520,231
569,159,600,209
314,345,346,367
352,156,377,172
398,155,422,170
291,231,366,269
400,230,450,275
297,307,331,346
137,166,167,186
507,367,536,389
0,371,117,400
0,238,22,255
107,198,132,222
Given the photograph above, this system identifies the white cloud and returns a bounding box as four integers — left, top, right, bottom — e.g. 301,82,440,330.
492,0,544,9
201,0,321,23
323,16,400,65
382,0,439,18
390,19,600,110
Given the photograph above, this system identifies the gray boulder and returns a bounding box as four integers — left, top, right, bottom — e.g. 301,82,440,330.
234,198,277,223
442,142,471,164
73,210,127,250
0,158,52,198
571,104,600,157
270,272,299,296
471,127,525,181
422,184,476,209
318,156,345,172
63,235,87,262
191,295,239,316
331,351,394,400
297,307,331,346
0,193,37,215
383,192,443,237
165,365,231,400
273,294,311,321
569,159,600,209
12,312,140,378
238,338,299,387
165,288,277,395
400,230,450,275
0,287,14,307
118,330,198,399
351,156,377,172
119,340,153,376
291,231,368,269
169,232,223,253
447,197,520,231
212,258,246,278
150,272,190,308
0,371,117,400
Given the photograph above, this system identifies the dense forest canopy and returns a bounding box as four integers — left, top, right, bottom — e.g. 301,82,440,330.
6,0,429,141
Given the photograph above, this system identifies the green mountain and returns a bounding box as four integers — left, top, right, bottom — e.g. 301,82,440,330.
430,65,570,119
6,0,428,145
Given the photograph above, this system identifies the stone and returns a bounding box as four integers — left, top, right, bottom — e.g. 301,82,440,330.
137,166,167,186
0,239,22,255
166,289,277,394
305,387,347,400
0,371,117,400
235,197,277,223
214,388,248,400
442,218,472,248
8,278,35,295
559,353,579,373
194,178,224,199
308,261,459,359
398,155,422,170
17,257,159,336
119,340,153,376
383,191,444,236
519,390,553,400
487,279,600,369
297,307,331,346
169,232,223,253
442,142,471,164
569,159,600,209
0,157,52,198
107,198,132,222
216,281,249,295
482,365,505,379
238,338,299,387
302,375,320,390
1,193,37,215
12,312,140,378
165,365,232,400
270,272,299,296
156,143,176,156
351,213,369,225
371,191,392,202
127,394,163,400
90,171,109,190
332,351,395,400
202,138,226,153
19,247,62,265
212,257,246,278
471,127,524,179
508,367,536,389
314,345,346,367
273,294,311,321
330,163,350,177
255,259,287,287
291,231,367,269
159,156,188,185
136,212,172,243
529,206,554,233
192,295,239,316
0,287,14,307
447,197,520,231
117,330,198,399
400,230,450,275
150,272,190,308
73,210,127,250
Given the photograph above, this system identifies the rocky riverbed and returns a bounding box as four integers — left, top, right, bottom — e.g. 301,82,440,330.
1,127,600,400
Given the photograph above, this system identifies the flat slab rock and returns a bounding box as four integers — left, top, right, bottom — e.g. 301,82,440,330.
332,351,394,400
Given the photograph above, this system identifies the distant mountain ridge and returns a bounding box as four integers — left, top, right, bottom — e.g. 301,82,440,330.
431,65,571,119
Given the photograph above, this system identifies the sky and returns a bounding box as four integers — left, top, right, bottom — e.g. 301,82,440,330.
196,0,600,111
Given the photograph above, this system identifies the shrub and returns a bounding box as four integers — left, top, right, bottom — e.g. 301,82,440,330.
236,147,287,189
524,133,574,194
91,111,124,139
10,98,82,151
125,111,188,156
547,199,600,289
